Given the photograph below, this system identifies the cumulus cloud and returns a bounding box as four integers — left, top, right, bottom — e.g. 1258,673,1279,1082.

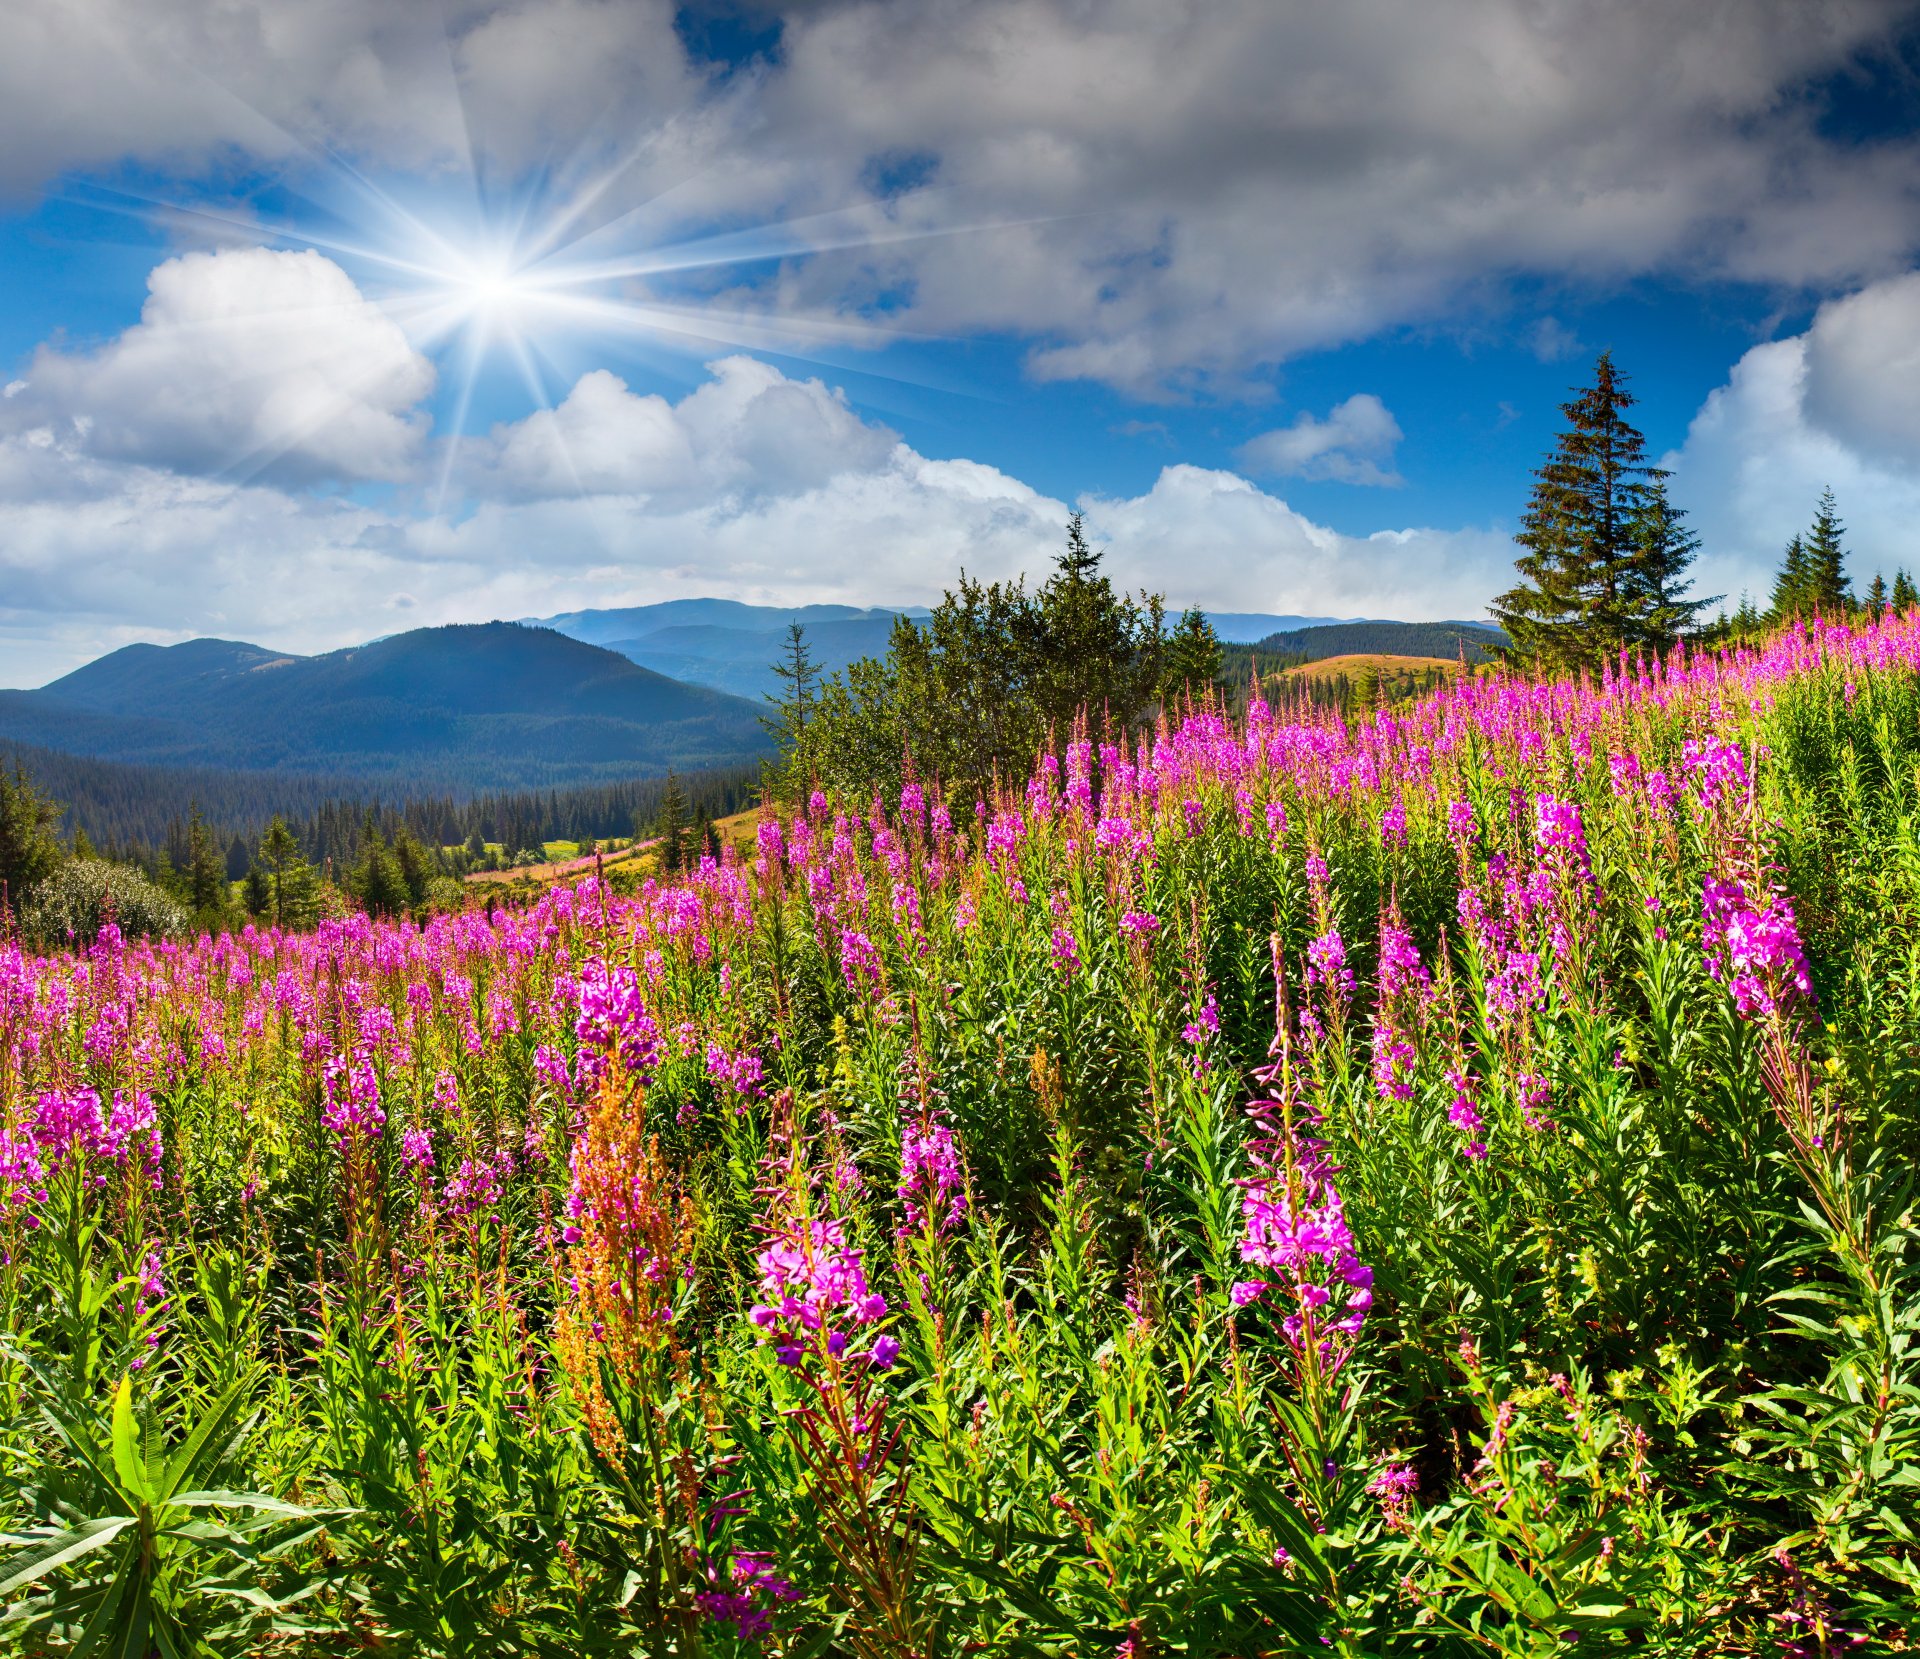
9,247,434,483
1666,270,1920,603
0,372,1506,687
3,3,1918,393
1801,271,1920,467
0,0,704,192
1237,395,1404,486
478,357,899,503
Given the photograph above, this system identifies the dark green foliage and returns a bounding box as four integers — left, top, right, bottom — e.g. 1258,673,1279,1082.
1492,352,1708,670
655,770,689,875
0,761,63,907
1894,569,1919,615
1773,490,1854,621
1803,486,1852,614
1772,534,1812,619
772,515,1197,804
1623,474,1718,650
185,807,227,916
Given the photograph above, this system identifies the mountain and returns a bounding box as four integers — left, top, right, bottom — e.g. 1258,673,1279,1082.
1205,612,1350,642
1244,619,1506,663
531,601,1353,701
529,600,923,702
0,624,772,792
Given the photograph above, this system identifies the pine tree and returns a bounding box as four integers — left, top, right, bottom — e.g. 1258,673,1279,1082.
186,806,226,916
1162,607,1223,700
1803,488,1851,614
655,771,689,876
763,624,820,756
1866,573,1888,622
259,816,302,927
0,763,63,906
1771,536,1812,620
1892,569,1918,615
1621,475,1717,653
1490,352,1655,671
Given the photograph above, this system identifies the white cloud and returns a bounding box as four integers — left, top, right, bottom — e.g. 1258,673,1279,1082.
478,356,899,503
0,361,1507,686
2,4,1916,394
1237,394,1404,486
1666,271,1920,604
11,247,434,483
1801,271,1920,467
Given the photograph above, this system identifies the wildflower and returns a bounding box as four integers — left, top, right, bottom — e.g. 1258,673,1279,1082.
1050,927,1081,980
897,1114,967,1238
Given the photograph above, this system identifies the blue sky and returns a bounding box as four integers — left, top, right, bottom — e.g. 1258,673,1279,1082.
4,1,1920,684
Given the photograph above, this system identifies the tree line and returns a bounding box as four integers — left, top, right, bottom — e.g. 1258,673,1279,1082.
763,513,1222,806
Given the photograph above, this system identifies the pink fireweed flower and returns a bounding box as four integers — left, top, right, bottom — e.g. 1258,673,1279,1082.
1305,930,1353,1003
1118,910,1161,946
399,1126,435,1176
1233,1110,1372,1372
696,1551,801,1641
748,1213,893,1371
1050,927,1081,980
0,1130,48,1217
838,928,882,990
574,960,663,1086
1368,1459,1419,1526
321,1055,385,1148
897,1114,966,1239
1702,874,1814,1021
32,1088,164,1190
1445,1067,1487,1158
441,1156,502,1219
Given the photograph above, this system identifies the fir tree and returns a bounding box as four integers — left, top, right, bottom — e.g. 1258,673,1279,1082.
655,771,689,876
1771,536,1812,620
1162,607,1223,700
1803,488,1851,614
1490,351,1655,671
1866,573,1888,622
1622,475,1717,652
0,763,63,907
1892,569,1918,615
764,624,820,751
186,806,227,915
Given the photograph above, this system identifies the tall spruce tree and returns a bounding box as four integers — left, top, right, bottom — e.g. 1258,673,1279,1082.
1622,474,1716,652
1803,488,1851,614
186,806,226,916
1491,352,1655,671
1892,569,1918,615
1866,573,1888,622
1771,535,1812,619
655,771,689,875
0,763,63,906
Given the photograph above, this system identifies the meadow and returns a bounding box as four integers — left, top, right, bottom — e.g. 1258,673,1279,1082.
1,617,1918,1655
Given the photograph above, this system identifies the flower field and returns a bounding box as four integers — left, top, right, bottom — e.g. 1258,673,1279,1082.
3,620,1920,1655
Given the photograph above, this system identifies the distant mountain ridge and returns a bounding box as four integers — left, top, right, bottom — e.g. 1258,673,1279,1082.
1245,619,1506,663
0,623,771,793
528,601,1355,701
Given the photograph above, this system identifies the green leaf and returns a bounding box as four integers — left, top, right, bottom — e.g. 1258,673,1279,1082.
107,1377,148,1505
158,1382,256,1502
0,1517,137,1599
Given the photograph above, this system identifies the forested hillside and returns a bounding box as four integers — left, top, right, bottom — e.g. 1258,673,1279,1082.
0,623,770,791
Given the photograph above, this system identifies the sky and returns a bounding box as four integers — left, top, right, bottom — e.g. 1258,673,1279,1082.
5,0,1920,686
